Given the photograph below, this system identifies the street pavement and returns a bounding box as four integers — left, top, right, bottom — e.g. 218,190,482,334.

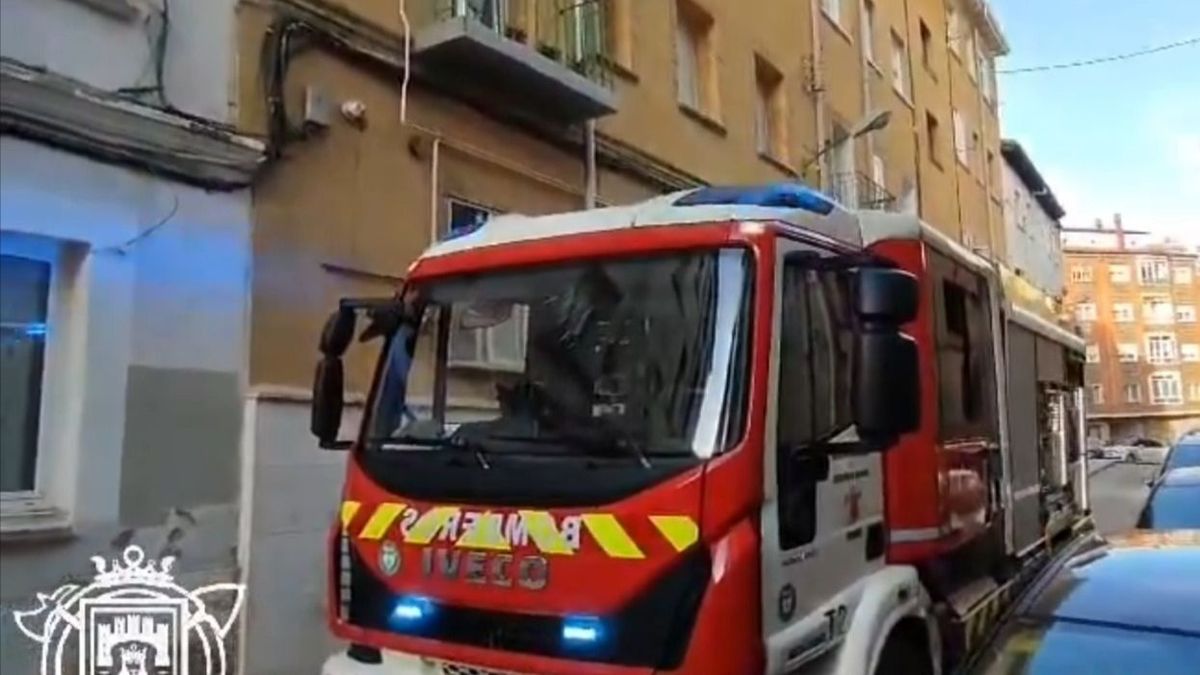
1089,460,1160,535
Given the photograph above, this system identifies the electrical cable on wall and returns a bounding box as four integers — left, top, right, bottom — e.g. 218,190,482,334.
96,193,180,255
999,36,1200,74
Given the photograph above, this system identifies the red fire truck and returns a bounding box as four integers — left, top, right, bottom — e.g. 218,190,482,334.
310,184,1090,675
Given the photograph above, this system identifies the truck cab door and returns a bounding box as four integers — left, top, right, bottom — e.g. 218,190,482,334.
761,241,887,673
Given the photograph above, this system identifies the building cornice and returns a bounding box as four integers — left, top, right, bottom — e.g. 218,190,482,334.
0,58,265,190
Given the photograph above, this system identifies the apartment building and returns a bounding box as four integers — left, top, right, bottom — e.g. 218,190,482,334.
0,1,261,672
1001,139,1065,300
228,0,1012,671
1063,218,1200,445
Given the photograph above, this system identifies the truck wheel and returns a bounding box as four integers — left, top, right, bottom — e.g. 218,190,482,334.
874,633,933,675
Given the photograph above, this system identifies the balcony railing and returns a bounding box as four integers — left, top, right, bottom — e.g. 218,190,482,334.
825,171,897,211
417,0,617,122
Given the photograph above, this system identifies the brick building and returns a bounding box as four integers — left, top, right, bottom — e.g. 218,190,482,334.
1062,217,1200,445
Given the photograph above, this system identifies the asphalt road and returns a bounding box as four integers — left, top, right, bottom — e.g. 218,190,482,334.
1089,460,1160,535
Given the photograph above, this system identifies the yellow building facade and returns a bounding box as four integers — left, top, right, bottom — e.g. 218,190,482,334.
234,0,1009,392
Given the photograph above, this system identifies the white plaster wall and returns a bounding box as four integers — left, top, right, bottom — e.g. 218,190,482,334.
0,0,236,121
1002,161,1064,297
0,138,251,670
240,397,352,675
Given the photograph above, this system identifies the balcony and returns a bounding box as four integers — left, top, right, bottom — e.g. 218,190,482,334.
412,0,617,124
826,171,897,211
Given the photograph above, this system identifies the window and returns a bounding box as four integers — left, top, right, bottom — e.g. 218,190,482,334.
1191,383,1200,402
564,0,606,67
1175,266,1194,285
1139,258,1170,284
1113,303,1135,323
1176,305,1196,323
1143,295,1174,325
919,19,933,71
952,108,968,166
965,30,978,79
1149,372,1183,405
1,254,51,494
891,31,910,98
777,259,854,550
871,154,886,189
452,0,505,30
1182,344,1200,363
820,0,841,25
1089,384,1104,405
934,255,995,439
981,54,995,102
1085,344,1100,363
754,56,787,161
1109,264,1131,284
1070,265,1093,283
925,111,942,166
1117,343,1139,362
1146,334,1178,365
1075,303,1097,322
446,198,494,239
675,0,717,116
947,4,961,55
862,1,876,64
448,304,529,372
1124,383,1141,403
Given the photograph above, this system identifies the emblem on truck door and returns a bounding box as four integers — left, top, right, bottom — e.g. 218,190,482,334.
378,541,401,576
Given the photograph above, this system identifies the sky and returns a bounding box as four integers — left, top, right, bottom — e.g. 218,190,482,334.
991,0,1200,244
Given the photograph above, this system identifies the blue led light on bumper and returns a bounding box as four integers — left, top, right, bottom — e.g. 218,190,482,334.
674,183,836,215
561,616,605,644
389,596,434,626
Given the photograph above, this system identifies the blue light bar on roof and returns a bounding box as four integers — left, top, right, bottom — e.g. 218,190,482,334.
674,183,835,215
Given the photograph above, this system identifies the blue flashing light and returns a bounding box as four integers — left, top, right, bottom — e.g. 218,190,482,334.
24,323,48,338
389,596,434,626
674,183,836,215
561,616,604,644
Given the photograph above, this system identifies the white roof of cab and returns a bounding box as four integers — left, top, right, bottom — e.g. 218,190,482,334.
421,188,863,259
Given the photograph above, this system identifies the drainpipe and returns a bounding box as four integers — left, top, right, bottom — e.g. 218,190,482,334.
810,0,826,187
585,119,597,208
429,137,442,243
858,0,874,179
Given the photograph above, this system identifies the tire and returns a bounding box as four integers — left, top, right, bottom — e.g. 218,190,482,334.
874,633,933,675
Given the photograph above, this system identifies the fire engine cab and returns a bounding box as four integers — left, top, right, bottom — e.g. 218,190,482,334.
311,184,1089,675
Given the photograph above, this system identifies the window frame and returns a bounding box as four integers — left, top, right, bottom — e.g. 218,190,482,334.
1085,344,1100,364
1070,264,1093,283
1113,303,1135,323
1181,344,1200,363
753,54,787,162
1123,383,1141,403
952,108,968,166
675,0,718,119
861,0,876,65
0,234,62,513
1116,343,1139,363
1145,333,1178,365
1148,371,1183,405
1109,264,1131,284
1175,305,1197,323
1138,257,1170,285
890,30,911,98
1174,266,1194,285
1089,384,1104,405
1074,302,1097,322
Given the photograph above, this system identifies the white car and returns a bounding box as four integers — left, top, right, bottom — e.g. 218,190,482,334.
1102,439,1168,464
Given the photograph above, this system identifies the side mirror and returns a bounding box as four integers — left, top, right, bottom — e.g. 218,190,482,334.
855,331,920,439
855,267,919,325
312,308,355,449
320,307,357,356
311,356,349,449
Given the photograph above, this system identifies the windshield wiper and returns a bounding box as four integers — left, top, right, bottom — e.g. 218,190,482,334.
371,434,492,470
495,422,653,469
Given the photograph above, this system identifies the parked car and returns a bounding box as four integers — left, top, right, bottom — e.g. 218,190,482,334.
970,530,1200,674
1147,436,1200,484
1101,437,1167,463
1137,467,1200,530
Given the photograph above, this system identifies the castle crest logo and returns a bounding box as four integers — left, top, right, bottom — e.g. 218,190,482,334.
12,545,245,675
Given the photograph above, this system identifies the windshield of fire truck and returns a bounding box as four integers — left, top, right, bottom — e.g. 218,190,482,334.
367,248,753,460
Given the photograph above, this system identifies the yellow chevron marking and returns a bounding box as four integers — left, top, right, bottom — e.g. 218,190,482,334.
519,511,574,555
404,506,460,544
455,512,511,551
582,514,644,559
358,502,406,540
340,501,361,532
649,515,699,552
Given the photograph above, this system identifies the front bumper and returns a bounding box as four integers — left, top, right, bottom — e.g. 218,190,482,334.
322,648,520,675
